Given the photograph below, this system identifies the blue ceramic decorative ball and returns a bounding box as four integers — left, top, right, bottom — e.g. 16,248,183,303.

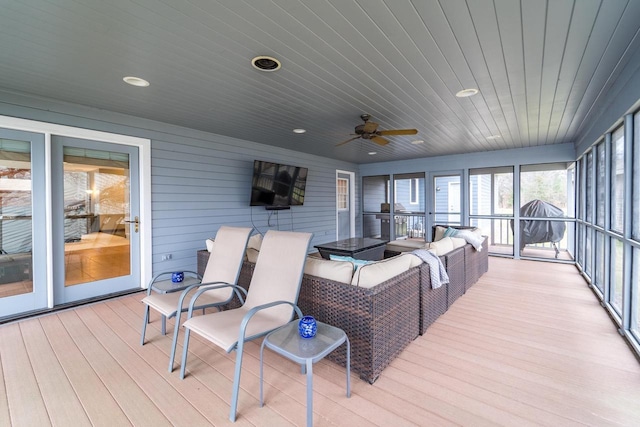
298,315,317,339
171,272,184,283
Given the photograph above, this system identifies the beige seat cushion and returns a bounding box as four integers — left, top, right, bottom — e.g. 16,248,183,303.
304,256,354,283
351,253,422,288
244,233,263,262
427,237,454,256
246,247,260,263
248,233,262,251
385,239,428,253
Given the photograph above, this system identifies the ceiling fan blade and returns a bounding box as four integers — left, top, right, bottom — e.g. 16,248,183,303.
378,129,418,136
363,121,379,133
335,136,361,147
371,135,389,146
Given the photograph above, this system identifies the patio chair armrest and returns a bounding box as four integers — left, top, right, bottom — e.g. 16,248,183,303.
185,282,247,317
236,301,303,345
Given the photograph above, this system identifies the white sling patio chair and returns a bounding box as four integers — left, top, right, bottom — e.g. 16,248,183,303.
140,225,252,372
179,229,312,422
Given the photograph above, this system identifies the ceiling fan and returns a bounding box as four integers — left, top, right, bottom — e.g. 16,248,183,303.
336,114,418,147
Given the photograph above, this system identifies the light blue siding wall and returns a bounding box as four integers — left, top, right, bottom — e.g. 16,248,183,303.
0,91,359,274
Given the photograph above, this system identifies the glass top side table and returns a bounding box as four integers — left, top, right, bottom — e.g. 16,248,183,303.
149,274,200,335
260,320,351,427
151,275,200,294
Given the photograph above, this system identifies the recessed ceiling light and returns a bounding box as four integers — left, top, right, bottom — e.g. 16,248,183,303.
456,88,478,97
123,76,149,87
293,128,306,134
411,140,424,145
368,151,377,155
486,134,501,140
251,56,281,72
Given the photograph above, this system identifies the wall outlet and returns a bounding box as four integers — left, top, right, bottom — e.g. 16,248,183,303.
161,254,172,261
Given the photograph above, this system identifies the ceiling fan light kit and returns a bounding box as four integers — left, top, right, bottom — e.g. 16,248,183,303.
336,114,418,147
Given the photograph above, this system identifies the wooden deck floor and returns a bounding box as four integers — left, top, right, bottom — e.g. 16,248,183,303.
1,257,639,426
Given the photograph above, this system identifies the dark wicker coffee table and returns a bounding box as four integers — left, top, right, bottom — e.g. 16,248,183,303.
314,237,387,261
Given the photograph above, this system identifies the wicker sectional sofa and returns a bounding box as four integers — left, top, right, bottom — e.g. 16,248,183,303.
195,232,487,383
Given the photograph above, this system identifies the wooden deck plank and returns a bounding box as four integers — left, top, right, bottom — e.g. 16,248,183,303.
0,323,50,426
1,257,639,426
97,297,256,427
18,319,92,426
56,309,170,426
0,353,10,426
116,293,295,427
37,313,132,426
74,303,213,427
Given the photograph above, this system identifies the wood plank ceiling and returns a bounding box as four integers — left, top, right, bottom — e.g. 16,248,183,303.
1,0,639,163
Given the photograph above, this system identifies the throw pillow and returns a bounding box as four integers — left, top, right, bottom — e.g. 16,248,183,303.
456,229,484,251
443,227,459,238
427,237,455,255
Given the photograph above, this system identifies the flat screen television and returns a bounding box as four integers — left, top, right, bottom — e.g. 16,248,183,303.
250,160,308,208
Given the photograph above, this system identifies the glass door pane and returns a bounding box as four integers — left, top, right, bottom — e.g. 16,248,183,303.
63,147,131,286
0,128,47,319
0,139,33,297
52,136,140,305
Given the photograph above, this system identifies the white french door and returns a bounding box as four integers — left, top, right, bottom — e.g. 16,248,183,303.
0,128,48,317
51,136,141,304
0,115,151,319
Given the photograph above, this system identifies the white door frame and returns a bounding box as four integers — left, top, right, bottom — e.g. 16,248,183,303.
336,170,355,240
0,115,152,308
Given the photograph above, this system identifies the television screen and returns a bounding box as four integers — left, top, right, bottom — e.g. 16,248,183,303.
250,160,308,207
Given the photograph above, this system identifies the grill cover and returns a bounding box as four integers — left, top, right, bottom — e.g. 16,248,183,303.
511,199,566,250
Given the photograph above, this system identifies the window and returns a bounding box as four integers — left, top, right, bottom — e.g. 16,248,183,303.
519,163,574,260
576,110,640,358
611,126,624,233
410,178,419,204
610,237,623,315
392,173,425,239
596,142,605,227
594,231,605,293
633,112,640,241
633,247,640,338
337,178,348,210
586,151,593,223
469,167,514,255
362,175,390,239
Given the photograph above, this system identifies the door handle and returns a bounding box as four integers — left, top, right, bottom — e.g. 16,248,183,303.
124,216,139,233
